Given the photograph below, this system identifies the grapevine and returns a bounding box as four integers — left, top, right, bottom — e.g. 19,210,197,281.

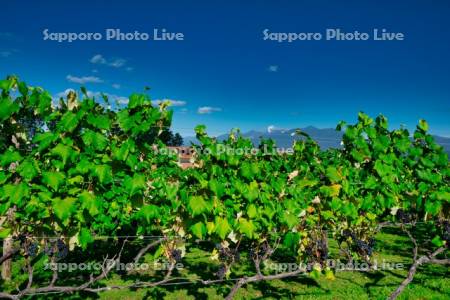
0,77,448,300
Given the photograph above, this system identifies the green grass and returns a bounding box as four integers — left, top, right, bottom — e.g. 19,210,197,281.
2,227,449,299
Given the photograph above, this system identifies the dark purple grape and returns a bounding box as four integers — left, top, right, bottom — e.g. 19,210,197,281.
216,264,226,279
318,242,328,260
396,209,411,223
440,220,450,244
261,243,268,253
56,240,68,260
44,243,54,256
343,229,355,239
353,238,374,256
170,249,182,262
27,243,38,257
218,248,228,261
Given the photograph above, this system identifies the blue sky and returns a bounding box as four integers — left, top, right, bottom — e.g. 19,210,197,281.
1,0,449,137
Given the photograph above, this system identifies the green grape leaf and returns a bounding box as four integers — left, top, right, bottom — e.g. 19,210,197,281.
128,93,146,108
82,130,108,151
79,228,94,249
0,228,12,239
190,222,207,239
418,119,429,132
247,204,258,218
2,183,29,205
139,205,160,222
0,79,15,91
58,111,80,132
240,162,253,180
52,197,77,220
238,218,255,238
33,132,58,152
0,98,19,121
326,166,341,183
282,211,298,228
17,159,40,181
188,195,208,216
42,171,65,191
244,182,259,201
124,174,146,196
215,217,231,239
79,191,102,216
283,232,300,250
86,114,111,130
0,149,22,167
209,179,225,198
92,164,113,184
117,110,136,132
51,143,75,165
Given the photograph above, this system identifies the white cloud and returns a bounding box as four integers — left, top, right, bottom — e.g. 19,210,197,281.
89,54,128,68
268,65,279,72
115,97,129,105
126,67,134,72
109,58,126,68
112,83,121,89
90,54,106,64
87,91,128,105
92,69,98,73
197,106,222,114
54,88,128,105
152,99,186,107
66,75,103,84
267,125,287,133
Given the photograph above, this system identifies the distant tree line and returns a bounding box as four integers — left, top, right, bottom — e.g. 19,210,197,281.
160,130,183,146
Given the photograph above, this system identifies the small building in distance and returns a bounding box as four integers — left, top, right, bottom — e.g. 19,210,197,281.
167,146,195,169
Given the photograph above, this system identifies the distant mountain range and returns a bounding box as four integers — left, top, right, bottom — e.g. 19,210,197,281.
184,126,450,155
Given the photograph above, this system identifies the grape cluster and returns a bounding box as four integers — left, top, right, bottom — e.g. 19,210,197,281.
26,242,39,257
317,239,328,260
56,239,68,260
355,238,375,256
368,239,375,255
44,243,55,256
217,244,240,263
170,249,182,262
37,239,68,260
342,229,353,238
305,236,328,263
249,242,271,260
216,264,227,279
396,209,413,223
15,235,40,257
342,229,375,256
259,242,270,255
439,220,450,245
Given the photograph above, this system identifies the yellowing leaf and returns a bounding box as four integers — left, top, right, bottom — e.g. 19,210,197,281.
330,184,341,197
